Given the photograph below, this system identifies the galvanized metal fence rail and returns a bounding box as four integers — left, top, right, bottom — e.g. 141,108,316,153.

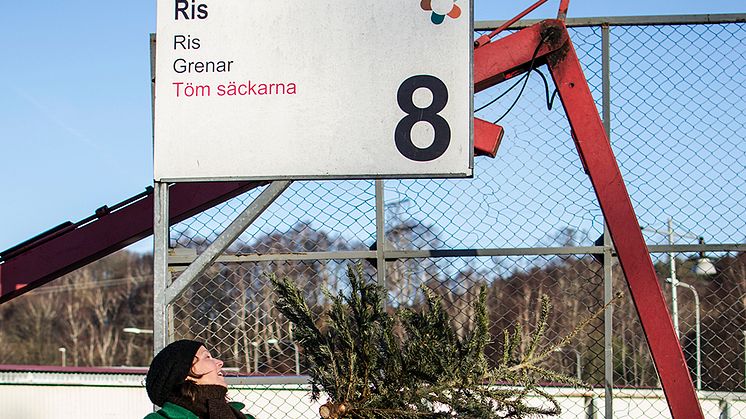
158,14,746,419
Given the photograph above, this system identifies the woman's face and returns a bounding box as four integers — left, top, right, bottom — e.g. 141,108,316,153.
188,346,227,387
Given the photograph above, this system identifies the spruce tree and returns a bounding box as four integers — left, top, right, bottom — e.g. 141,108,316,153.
272,264,612,418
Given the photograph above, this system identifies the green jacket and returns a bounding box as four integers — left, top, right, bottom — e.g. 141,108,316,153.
144,401,255,419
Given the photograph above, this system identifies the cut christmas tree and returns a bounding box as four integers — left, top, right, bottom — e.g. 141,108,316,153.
272,264,611,418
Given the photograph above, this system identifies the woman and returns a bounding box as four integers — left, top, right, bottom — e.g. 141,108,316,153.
145,339,256,419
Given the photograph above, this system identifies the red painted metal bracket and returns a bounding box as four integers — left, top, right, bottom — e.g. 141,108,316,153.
474,19,703,419
0,181,266,303
474,118,504,158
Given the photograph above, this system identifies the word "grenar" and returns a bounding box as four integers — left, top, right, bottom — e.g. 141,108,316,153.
216,81,297,96
173,58,233,73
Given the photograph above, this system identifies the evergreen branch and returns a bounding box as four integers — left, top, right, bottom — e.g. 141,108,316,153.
510,292,623,374
271,264,616,419
524,295,550,361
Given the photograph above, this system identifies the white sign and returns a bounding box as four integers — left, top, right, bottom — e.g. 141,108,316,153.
154,0,473,181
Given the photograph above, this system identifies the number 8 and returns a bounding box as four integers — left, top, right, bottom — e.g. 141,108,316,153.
394,75,451,162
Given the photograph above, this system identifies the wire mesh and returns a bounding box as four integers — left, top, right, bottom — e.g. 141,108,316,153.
165,18,746,419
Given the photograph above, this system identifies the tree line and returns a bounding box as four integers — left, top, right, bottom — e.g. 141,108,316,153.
1,221,744,392
0,251,154,367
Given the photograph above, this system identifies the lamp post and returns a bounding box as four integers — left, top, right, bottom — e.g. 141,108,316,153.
667,279,701,391
643,218,716,338
667,218,681,338
58,347,67,367
643,218,715,392
289,323,300,375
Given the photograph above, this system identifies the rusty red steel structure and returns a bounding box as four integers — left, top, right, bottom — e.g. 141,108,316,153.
0,153,502,305
0,3,702,417
0,181,266,304
473,16,704,418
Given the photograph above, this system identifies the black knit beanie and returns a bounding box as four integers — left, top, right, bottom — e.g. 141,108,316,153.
146,339,203,406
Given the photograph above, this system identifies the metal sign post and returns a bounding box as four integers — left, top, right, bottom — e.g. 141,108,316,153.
151,0,476,367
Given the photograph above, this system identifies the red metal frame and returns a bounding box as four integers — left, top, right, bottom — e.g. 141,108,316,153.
0,181,266,303
474,19,703,418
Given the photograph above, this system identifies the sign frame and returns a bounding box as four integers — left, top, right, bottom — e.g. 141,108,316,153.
153,0,474,182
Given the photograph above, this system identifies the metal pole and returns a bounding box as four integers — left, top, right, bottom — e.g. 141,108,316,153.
375,180,387,308
669,217,680,339
720,399,731,419
289,323,300,375
293,343,301,376
165,181,291,303
150,40,168,413
58,347,67,367
601,22,614,419
151,36,169,356
253,342,259,373
670,281,700,390
153,181,169,354
603,234,614,419
679,282,701,391
585,396,596,419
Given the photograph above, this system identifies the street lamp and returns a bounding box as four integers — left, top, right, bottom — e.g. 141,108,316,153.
554,347,582,380
667,279,701,391
692,237,717,276
643,218,714,392
643,218,716,338
123,327,154,335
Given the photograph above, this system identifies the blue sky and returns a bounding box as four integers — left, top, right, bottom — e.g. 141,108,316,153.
0,1,743,253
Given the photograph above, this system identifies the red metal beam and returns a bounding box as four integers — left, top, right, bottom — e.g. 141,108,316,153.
0,181,266,303
557,0,570,21
0,133,501,306
474,0,550,48
474,20,568,92
474,19,703,418
546,34,703,418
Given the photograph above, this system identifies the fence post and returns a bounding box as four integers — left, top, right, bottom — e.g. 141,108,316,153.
375,180,387,305
153,181,169,355
601,22,614,419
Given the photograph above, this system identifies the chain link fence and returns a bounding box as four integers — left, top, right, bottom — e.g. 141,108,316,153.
163,15,746,419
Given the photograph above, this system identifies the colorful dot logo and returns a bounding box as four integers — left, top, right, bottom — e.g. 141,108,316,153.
420,0,462,25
